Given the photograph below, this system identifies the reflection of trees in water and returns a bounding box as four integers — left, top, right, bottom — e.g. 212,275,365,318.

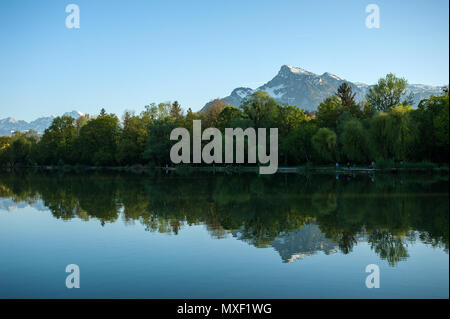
338,230,358,255
0,171,448,265
369,230,410,266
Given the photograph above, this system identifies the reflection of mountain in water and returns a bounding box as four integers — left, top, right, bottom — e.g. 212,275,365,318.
271,223,339,263
0,198,48,212
0,171,448,267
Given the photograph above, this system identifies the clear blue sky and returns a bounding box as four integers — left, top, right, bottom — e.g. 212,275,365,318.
0,0,448,121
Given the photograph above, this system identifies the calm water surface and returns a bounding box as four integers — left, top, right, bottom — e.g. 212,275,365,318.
0,171,448,298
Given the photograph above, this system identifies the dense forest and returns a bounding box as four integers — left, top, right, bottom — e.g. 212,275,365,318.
0,73,448,168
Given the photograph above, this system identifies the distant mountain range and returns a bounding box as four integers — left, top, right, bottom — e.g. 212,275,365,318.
202,64,446,111
1,66,445,136
0,198,48,212
0,110,84,136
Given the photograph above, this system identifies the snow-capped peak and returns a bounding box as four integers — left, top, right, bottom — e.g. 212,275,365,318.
202,64,443,112
0,110,85,136
282,64,312,75
354,82,369,88
63,110,84,118
322,72,342,81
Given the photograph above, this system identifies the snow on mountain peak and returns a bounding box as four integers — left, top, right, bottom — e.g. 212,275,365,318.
263,84,286,99
0,110,85,136
282,64,312,75
322,72,342,81
63,110,84,118
354,82,369,88
234,88,254,99
278,64,314,76
202,64,443,112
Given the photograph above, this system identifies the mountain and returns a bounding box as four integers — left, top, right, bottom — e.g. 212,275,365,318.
202,65,445,111
271,223,339,263
0,198,48,212
0,110,84,136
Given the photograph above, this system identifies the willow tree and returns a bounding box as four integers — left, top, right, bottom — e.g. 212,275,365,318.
311,128,337,162
341,119,371,163
387,105,417,160
414,93,449,162
369,105,417,161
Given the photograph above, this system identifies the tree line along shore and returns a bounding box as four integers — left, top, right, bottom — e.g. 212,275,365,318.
0,73,448,170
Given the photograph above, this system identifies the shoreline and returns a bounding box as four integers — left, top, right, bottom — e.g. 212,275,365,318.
1,164,448,174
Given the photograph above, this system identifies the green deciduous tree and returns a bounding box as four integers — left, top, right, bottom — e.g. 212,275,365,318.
277,105,310,164
284,121,319,164
316,96,344,130
144,102,172,121
38,116,76,165
116,111,151,165
217,106,244,131
366,73,410,112
369,106,417,161
143,117,178,166
341,119,371,163
241,91,279,128
413,93,449,162
74,112,120,166
277,105,309,136
3,131,39,166
202,99,229,128
311,128,337,162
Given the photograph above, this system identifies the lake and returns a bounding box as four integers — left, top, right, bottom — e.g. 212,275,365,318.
0,170,448,298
